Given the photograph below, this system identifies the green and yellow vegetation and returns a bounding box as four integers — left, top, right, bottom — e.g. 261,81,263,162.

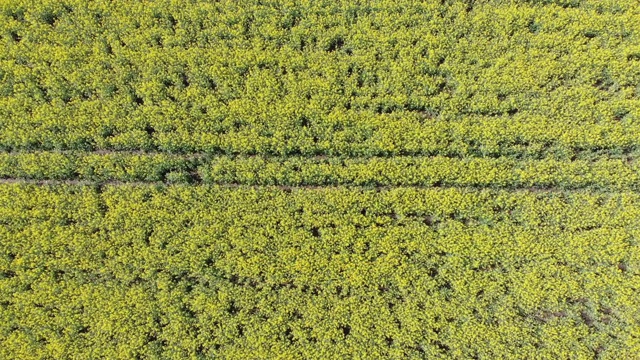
1,0,640,156
1,185,640,359
2,151,640,190
1,0,640,358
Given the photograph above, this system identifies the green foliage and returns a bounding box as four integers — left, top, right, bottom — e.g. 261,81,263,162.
2,152,640,191
200,155,640,190
0,184,639,359
1,0,640,155
164,170,192,184
2,0,640,358
0,152,197,183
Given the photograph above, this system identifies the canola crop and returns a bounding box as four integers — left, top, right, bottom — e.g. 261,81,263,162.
1,151,640,190
1,184,640,359
1,0,640,359
1,0,640,156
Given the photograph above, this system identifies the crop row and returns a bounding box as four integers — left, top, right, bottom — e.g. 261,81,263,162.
4,116,640,157
1,0,639,154
1,152,639,190
1,184,639,359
